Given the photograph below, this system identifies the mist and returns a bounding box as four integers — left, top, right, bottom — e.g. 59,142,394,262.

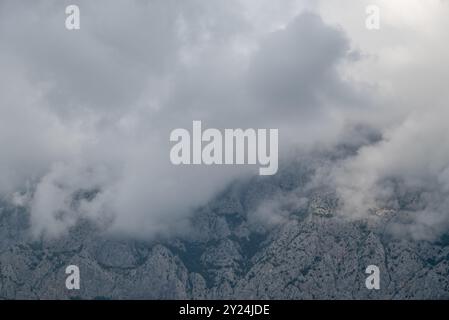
1,0,449,240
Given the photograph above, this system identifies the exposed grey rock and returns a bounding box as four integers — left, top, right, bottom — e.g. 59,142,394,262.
1,162,449,299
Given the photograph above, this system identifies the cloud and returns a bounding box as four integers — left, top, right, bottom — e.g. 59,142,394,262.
312,0,449,239
0,1,363,238
248,13,350,112
332,109,449,239
3,0,449,241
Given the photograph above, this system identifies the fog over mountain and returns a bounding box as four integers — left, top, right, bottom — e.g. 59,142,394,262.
1,0,449,264
2,0,449,300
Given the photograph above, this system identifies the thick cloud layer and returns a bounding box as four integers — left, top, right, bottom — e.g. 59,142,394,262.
317,0,449,240
1,0,449,240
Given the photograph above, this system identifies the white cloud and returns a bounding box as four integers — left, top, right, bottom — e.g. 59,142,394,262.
1,0,449,240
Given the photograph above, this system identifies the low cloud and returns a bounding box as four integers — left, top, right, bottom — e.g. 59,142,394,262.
1,0,449,240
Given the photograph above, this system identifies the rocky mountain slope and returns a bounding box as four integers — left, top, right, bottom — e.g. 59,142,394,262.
1,161,449,299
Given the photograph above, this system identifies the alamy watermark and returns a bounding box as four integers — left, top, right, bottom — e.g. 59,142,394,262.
365,5,380,30
170,121,278,175
65,5,80,30
365,265,380,290
65,265,80,290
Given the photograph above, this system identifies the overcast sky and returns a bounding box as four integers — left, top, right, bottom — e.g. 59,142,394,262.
1,0,449,239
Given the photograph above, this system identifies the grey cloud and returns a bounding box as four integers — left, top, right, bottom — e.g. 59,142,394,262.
331,111,449,240
4,0,440,241
248,13,352,114
0,0,182,117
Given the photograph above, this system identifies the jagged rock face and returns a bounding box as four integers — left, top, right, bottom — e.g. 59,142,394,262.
1,164,449,299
